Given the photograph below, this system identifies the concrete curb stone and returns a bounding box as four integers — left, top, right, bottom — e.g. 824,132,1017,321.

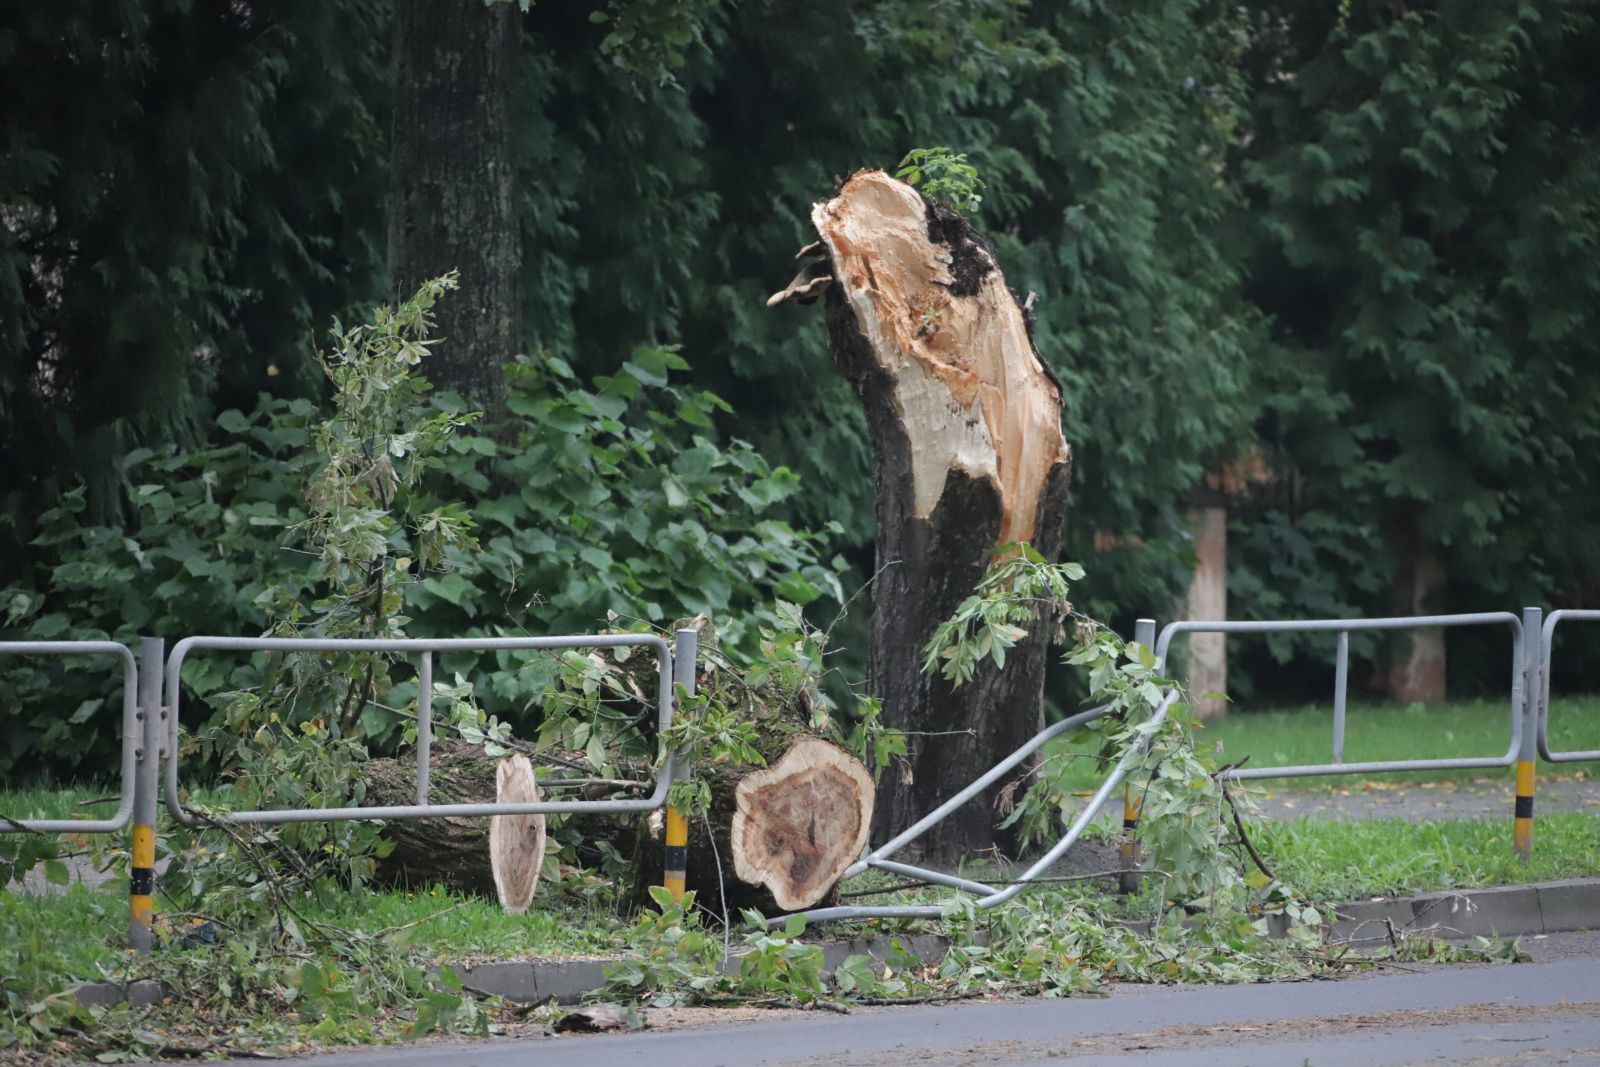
68,879,1600,1008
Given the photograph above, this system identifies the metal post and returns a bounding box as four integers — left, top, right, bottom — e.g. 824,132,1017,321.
1515,607,1541,858
1332,630,1349,764
416,653,433,806
1120,618,1156,895
662,628,697,901
129,637,162,953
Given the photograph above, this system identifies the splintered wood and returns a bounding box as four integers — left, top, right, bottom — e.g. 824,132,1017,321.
730,736,875,911
807,170,1068,545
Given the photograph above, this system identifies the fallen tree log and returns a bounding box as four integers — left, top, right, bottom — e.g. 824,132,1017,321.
728,734,874,912
366,741,561,900
366,728,875,916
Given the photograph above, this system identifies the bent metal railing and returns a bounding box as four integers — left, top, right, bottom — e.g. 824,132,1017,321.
774,607,1584,927
775,688,1180,926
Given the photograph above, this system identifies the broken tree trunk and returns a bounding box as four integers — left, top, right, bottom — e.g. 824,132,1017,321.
770,170,1073,861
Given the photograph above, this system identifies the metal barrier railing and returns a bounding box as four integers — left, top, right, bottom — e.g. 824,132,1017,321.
161,633,688,826
3,629,697,951
0,642,139,835
1154,611,1528,781
7,606,1599,940
1538,611,1600,764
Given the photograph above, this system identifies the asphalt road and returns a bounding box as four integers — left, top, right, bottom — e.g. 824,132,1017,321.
225,933,1600,1067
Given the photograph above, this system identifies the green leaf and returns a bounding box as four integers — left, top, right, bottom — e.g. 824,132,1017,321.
216,409,251,433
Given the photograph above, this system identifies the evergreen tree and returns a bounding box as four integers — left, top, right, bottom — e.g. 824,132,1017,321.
1236,0,1600,692
0,0,389,571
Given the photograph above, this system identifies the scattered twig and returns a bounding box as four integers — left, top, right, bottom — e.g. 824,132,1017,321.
155,1045,280,1060
377,899,472,936
702,809,732,963
1217,781,1274,881
839,869,1151,898
537,778,647,791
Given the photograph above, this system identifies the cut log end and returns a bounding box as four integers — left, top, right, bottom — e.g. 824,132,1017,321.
489,754,546,914
730,736,874,912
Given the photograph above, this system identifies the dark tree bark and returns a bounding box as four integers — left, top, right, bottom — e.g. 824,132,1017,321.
389,0,521,414
771,171,1073,862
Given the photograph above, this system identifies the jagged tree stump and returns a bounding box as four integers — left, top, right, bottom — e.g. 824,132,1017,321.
770,170,1074,861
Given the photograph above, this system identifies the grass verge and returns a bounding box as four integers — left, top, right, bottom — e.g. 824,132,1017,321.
1047,696,1600,792
1257,811,1600,901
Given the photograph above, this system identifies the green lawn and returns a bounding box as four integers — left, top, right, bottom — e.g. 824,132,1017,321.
1047,695,1600,793
0,782,226,823
0,878,632,996
1260,812,1600,900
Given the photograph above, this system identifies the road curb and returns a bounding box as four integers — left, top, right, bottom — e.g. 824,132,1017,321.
1330,878,1596,944
450,931,953,1005
68,880,1598,1008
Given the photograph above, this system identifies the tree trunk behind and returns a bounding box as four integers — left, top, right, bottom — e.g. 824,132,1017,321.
1186,504,1229,719
778,171,1073,862
389,0,521,414
1385,512,1447,703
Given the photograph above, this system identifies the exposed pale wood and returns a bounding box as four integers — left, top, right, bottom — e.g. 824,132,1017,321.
767,260,834,307
810,170,1069,545
730,735,875,912
489,754,546,913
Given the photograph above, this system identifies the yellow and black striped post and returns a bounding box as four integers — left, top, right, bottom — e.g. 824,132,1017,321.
1514,760,1535,858
1514,607,1541,859
662,627,698,902
663,806,689,901
1118,784,1142,894
129,637,163,952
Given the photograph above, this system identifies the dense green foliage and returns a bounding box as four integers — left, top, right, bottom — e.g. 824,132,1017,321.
5,0,1600,774
1,298,836,779
0,0,389,559
1232,0,1600,689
